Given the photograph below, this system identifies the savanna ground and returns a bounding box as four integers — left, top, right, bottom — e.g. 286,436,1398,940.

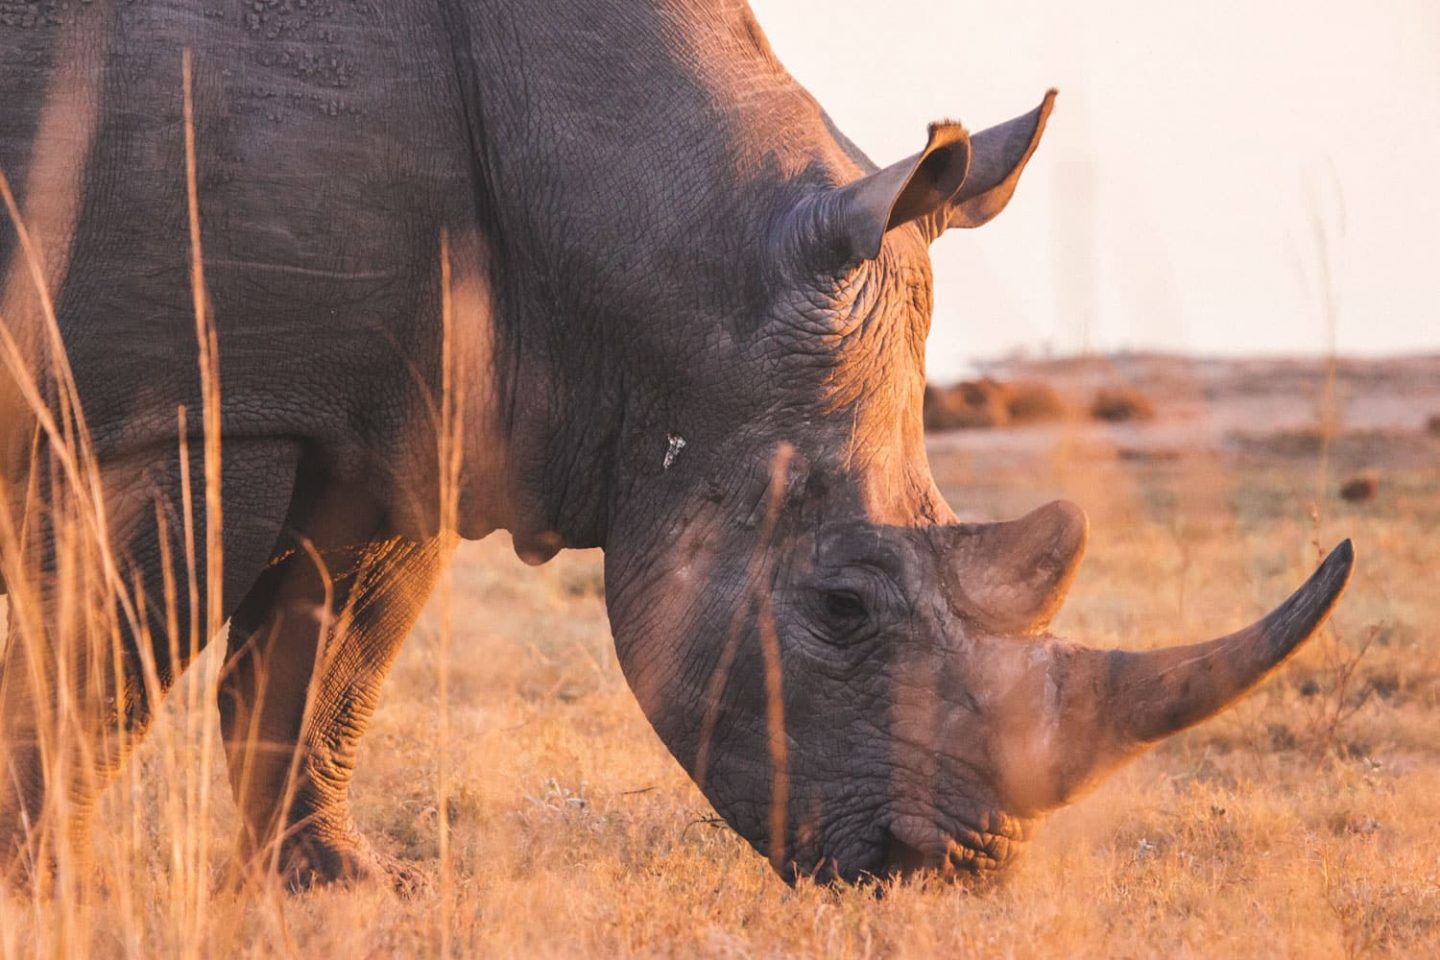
1,353,1438,958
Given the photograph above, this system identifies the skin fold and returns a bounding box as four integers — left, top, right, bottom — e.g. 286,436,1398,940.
0,1,1351,889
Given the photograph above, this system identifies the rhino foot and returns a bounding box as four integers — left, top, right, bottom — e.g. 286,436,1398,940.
266,830,432,898
281,835,431,897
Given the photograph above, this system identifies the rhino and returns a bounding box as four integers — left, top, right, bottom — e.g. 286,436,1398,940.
0,0,1352,888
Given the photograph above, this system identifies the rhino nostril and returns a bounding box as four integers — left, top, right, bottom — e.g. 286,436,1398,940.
881,830,932,874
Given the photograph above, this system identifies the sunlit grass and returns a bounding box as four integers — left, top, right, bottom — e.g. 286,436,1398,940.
0,437,1433,957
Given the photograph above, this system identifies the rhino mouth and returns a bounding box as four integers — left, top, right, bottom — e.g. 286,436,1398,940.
877,815,1028,879
796,813,1029,885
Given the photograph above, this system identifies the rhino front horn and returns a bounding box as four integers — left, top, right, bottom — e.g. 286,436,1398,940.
1003,540,1355,813
1099,538,1355,745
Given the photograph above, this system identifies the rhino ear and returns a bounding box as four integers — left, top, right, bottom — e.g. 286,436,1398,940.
945,89,1056,229
819,122,972,262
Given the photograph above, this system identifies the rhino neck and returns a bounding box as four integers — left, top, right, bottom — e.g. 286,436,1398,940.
444,0,882,559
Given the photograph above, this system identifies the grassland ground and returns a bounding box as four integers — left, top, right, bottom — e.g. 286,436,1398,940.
1,355,1437,957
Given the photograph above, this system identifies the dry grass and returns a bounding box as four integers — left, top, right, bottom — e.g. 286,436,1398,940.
0,430,1433,957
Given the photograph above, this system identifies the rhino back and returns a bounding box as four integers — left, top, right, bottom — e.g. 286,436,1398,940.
4,0,872,542
1,2,478,489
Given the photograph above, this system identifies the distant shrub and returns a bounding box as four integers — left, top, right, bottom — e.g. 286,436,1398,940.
999,380,1067,424
923,378,1068,431
1090,386,1155,423
923,380,1008,431
1339,473,1379,503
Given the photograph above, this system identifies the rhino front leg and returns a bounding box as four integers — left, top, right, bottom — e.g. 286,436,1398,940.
0,438,300,887
218,521,445,894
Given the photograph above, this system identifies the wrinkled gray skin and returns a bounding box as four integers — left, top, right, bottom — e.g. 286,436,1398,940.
0,1,1351,888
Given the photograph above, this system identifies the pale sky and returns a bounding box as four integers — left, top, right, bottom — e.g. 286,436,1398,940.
750,0,1440,381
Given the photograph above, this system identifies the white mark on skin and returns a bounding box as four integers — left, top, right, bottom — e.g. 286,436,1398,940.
664,434,687,470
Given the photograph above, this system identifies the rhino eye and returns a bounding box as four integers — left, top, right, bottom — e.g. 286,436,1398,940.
821,588,868,625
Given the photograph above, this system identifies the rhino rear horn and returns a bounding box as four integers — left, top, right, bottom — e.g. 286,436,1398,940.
937,499,1088,634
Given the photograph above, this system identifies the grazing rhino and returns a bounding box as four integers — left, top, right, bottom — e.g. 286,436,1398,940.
0,0,1351,888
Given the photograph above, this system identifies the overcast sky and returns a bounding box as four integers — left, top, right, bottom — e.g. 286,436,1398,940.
750,0,1440,380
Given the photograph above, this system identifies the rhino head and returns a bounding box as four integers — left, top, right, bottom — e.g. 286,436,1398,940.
596,92,1353,884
